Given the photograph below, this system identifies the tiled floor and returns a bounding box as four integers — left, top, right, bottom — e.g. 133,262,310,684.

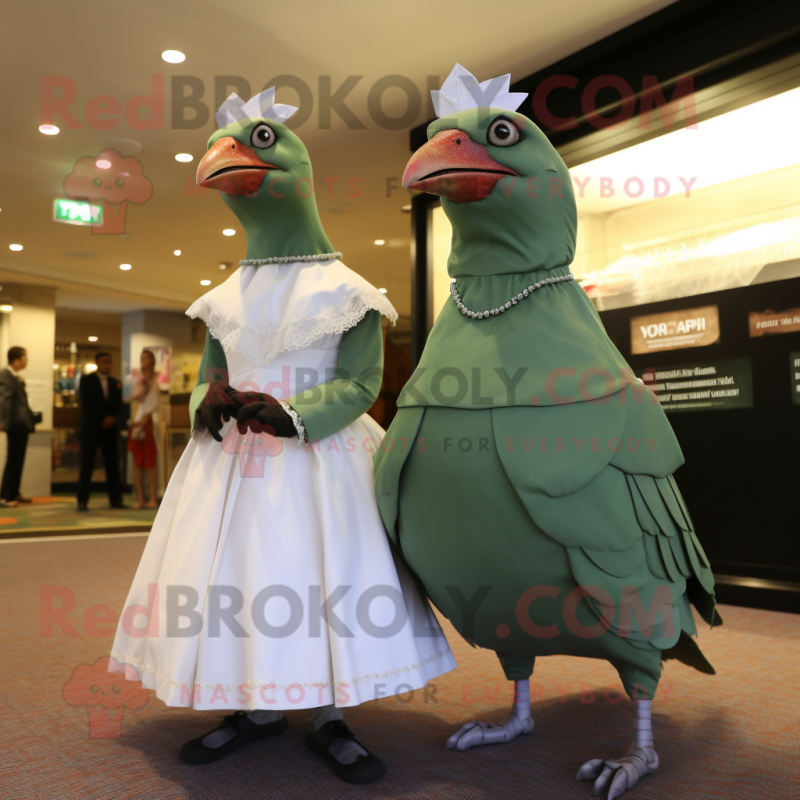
0,494,157,535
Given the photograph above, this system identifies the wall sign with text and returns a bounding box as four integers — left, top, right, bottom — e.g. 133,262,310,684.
792,352,800,406
637,357,753,413
749,308,800,337
631,305,720,355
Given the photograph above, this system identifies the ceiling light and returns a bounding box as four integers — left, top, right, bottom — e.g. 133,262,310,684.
200,279,211,286
120,263,132,270
175,153,193,163
0,304,13,313
8,244,22,251
88,336,98,342
223,229,236,236
374,239,386,246
174,249,182,256
219,263,228,270
401,204,412,212
379,288,388,294
39,124,59,135
161,50,185,64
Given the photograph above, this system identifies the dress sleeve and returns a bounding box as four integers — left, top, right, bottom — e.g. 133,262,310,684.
190,329,229,432
285,309,383,443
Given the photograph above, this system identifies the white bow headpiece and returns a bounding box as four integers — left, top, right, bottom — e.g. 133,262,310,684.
215,87,298,128
432,63,528,118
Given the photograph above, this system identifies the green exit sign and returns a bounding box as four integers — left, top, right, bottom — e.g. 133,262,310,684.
53,198,103,226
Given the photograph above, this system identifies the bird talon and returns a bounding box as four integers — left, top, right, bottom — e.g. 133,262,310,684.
446,718,532,751
577,747,658,798
576,758,605,780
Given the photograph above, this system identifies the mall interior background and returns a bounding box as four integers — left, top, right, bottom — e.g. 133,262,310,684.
0,0,797,605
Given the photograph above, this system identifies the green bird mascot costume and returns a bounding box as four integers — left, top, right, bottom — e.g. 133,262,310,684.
374,64,720,799
109,88,456,785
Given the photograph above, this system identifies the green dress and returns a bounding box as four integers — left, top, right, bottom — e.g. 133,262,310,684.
374,108,718,700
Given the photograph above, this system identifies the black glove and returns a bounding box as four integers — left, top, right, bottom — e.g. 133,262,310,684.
224,385,267,409
236,397,298,438
194,381,237,442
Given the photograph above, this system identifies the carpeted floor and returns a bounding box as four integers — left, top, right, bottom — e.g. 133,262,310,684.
0,533,797,800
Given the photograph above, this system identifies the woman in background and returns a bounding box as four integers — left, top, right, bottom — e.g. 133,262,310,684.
127,349,160,508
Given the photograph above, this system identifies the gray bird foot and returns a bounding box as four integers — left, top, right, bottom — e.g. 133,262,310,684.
446,717,534,751
576,746,659,799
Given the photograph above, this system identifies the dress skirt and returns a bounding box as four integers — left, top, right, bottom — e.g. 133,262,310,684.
109,410,455,711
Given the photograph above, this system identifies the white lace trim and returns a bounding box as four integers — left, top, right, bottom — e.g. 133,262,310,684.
187,290,397,368
279,401,308,446
110,648,452,693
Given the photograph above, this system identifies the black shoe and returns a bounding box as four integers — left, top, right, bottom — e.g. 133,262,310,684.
306,720,386,784
179,711,288,765
77,502,88,511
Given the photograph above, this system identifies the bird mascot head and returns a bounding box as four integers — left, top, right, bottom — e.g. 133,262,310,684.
196,88,333,258
403,64,577,279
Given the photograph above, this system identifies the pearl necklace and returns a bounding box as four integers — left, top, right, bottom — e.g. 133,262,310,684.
240,252,342,266
450,273,574,319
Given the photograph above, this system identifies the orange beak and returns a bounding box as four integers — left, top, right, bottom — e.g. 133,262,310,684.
402,130,517,203
196,137,277,197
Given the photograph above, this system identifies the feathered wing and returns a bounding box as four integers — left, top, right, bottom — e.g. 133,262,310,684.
492,384,719,666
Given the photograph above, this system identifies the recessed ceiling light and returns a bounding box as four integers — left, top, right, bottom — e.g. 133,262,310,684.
222,229,236,236
175,153,193,163
120,263,132,271
379,288,388,294
0,304,13,313
174,249,182,256
39,124,59,135
200,279,211,286
88,336,98,342
96,159,112,169
161,50,185,64
401,204,412,212
219,263,228,270
374,239,386,246
8,244,22,251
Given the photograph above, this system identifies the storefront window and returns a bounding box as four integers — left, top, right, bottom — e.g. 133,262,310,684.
572,86,800,310
429,86,800,318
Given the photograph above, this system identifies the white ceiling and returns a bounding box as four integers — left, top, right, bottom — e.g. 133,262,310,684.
0,0,676,319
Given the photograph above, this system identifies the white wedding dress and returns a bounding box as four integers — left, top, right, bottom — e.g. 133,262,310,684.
109,261,456,710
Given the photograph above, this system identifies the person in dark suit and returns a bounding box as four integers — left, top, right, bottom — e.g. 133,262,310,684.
0,346,41,507
77,352,125,510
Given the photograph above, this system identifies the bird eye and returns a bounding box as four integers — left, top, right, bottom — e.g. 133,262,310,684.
487,117,520,147
114,178,125,188
250,123,276,149
93,178,103,188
